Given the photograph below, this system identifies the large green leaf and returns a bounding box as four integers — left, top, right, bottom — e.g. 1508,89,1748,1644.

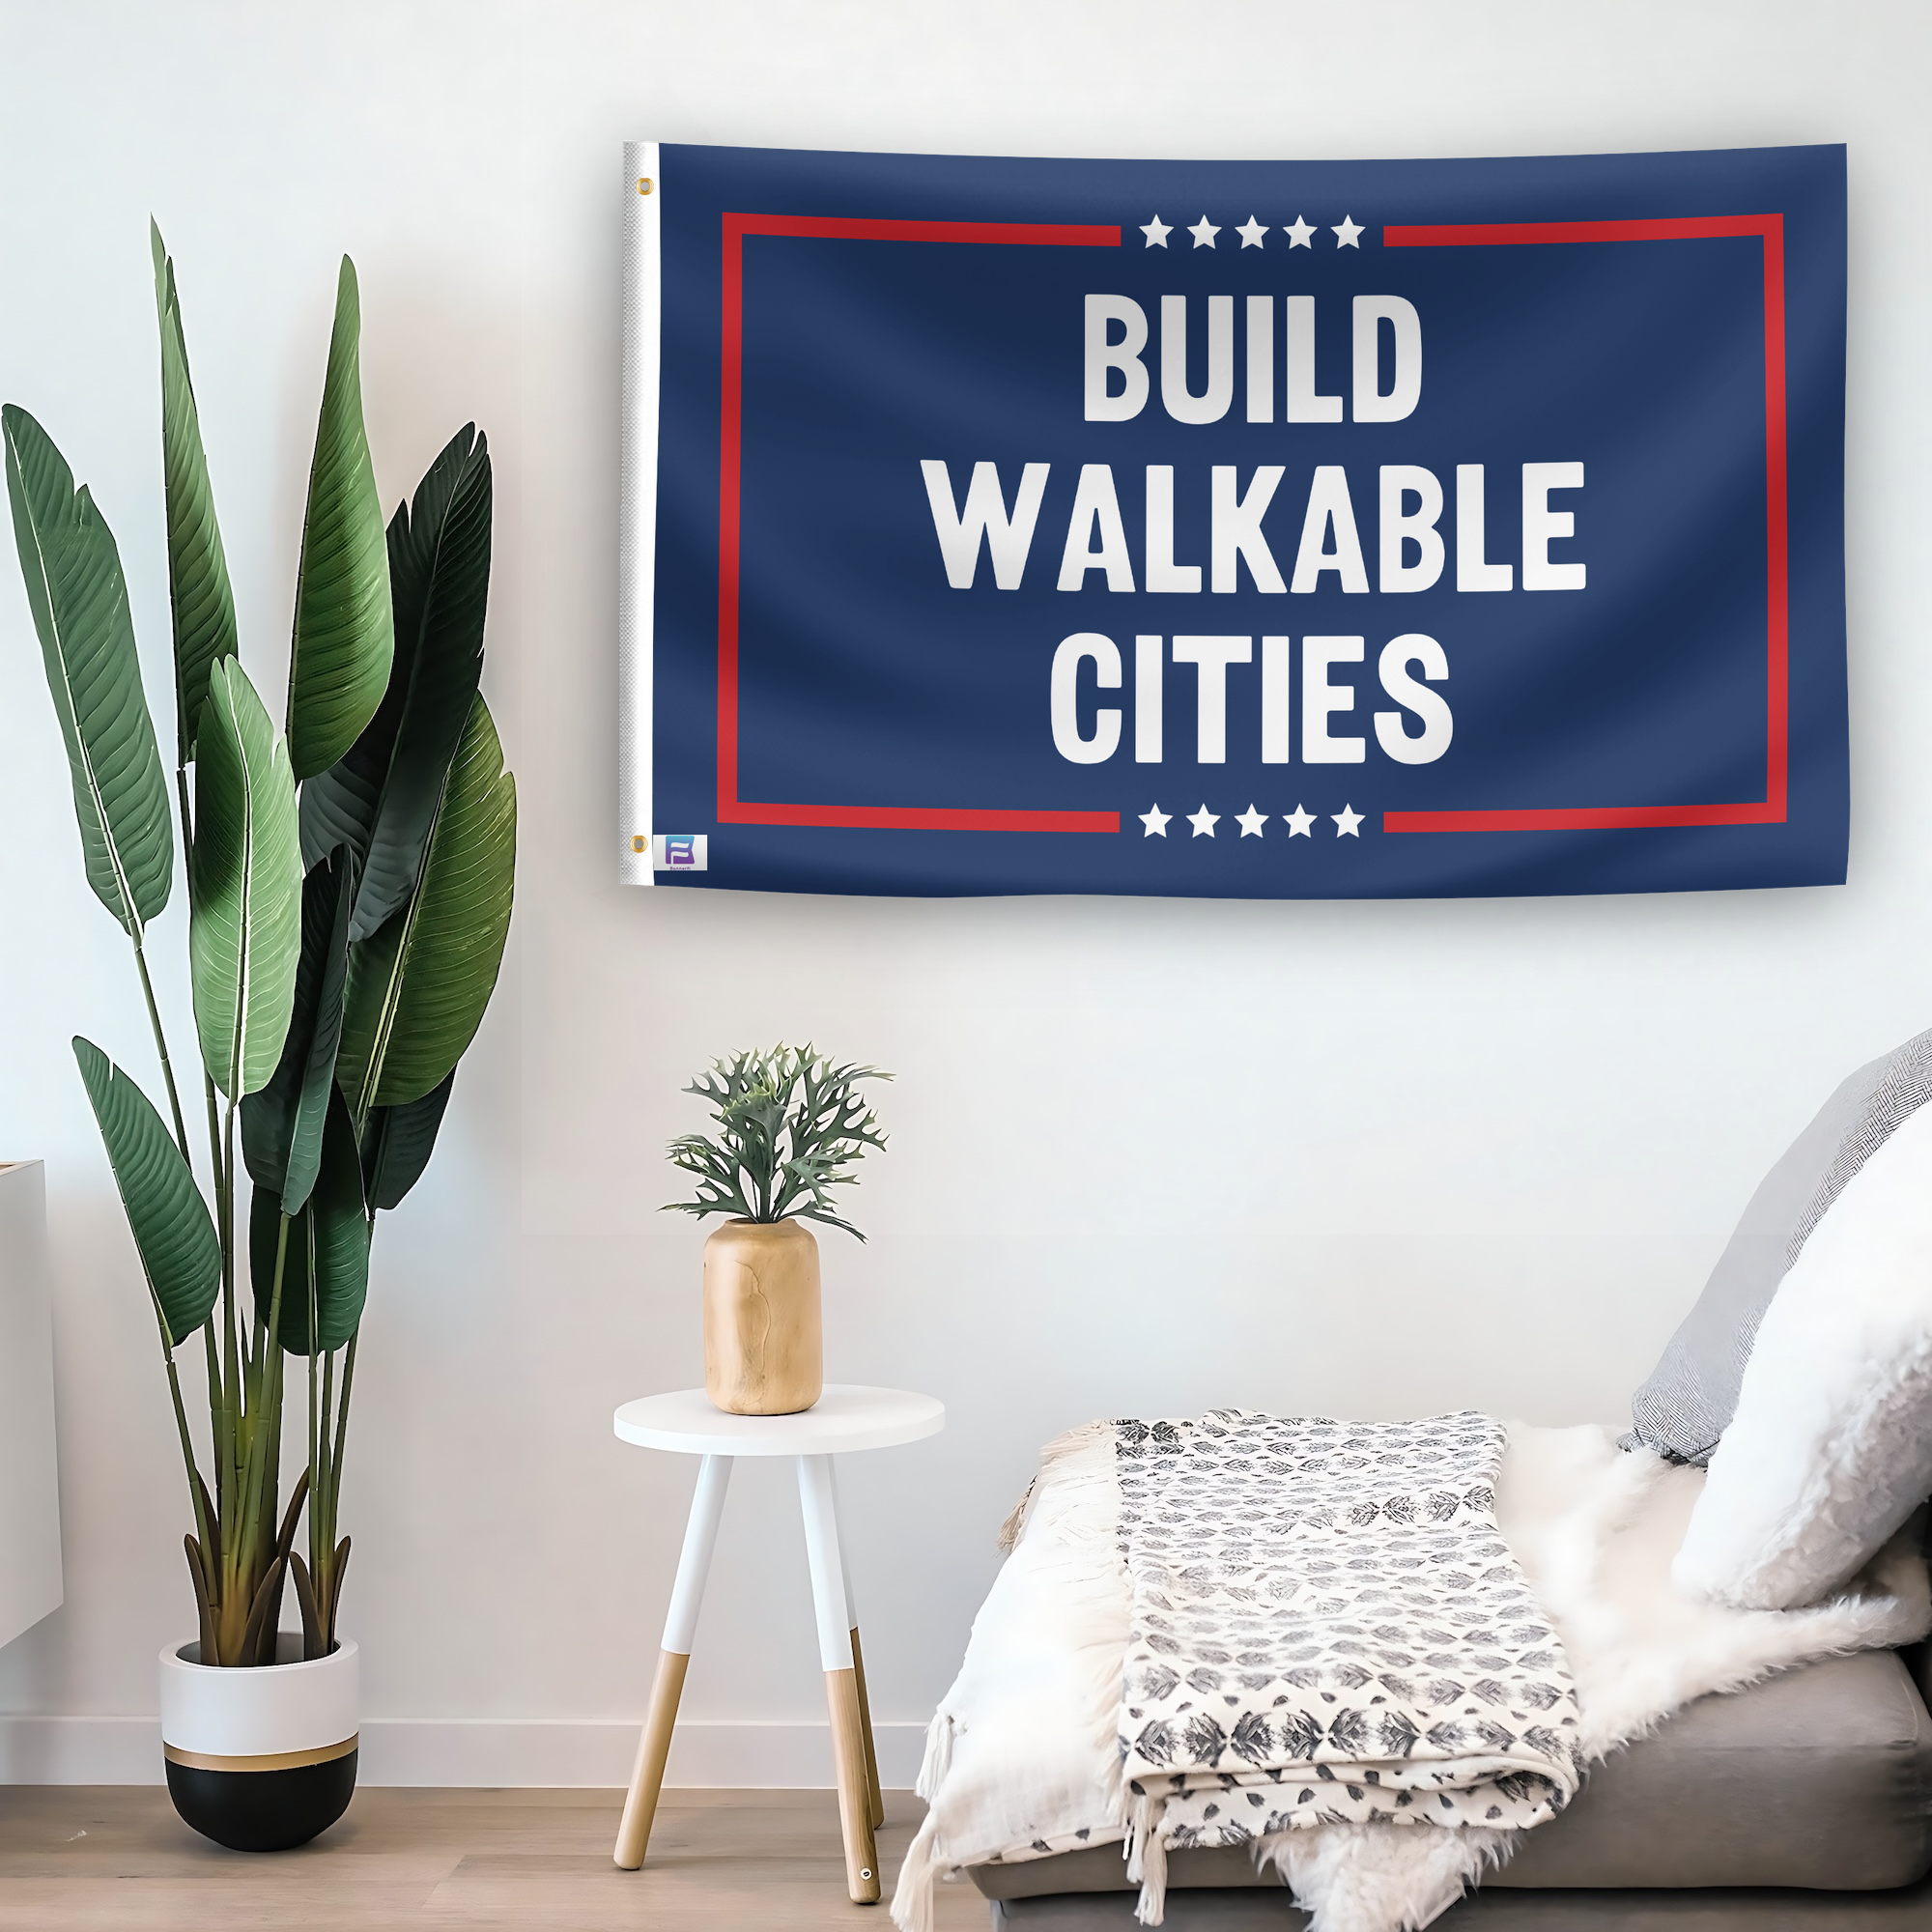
151,223,238,765
287,257,392,781
3,405,173,936
338,694,515,1114
300,425,490,940
189,658,302,1098
241,847,354,1213
360,1068,454,1212
73,1037,219,1348
250,1086,369,1355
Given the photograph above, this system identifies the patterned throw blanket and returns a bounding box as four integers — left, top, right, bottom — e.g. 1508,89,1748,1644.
1115,1410,1583,1915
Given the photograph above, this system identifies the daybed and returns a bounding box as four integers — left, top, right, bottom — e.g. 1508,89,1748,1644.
973,1646,1932,1924
900,1029,1932,1931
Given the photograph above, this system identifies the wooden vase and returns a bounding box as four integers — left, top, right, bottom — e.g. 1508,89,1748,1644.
702,1218,823,1415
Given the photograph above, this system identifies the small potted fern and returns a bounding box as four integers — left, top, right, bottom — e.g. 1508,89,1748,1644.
666,1046,889,1415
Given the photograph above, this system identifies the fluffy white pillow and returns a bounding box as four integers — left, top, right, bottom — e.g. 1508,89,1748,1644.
1673,1098,1932,1609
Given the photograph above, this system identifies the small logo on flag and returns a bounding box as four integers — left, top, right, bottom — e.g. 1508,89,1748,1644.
650,834,708,871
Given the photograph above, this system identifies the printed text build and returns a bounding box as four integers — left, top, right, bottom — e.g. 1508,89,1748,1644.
619,143,1847,897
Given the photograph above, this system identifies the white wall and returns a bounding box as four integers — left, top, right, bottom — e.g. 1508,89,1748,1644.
1,0,1927,1786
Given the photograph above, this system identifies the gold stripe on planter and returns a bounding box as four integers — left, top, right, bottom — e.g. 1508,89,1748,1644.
163,1735,357,1774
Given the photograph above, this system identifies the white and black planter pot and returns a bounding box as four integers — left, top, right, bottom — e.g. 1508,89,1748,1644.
159,1635,358,1852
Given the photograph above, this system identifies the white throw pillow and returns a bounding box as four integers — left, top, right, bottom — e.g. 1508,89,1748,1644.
1673,1098,1932,1610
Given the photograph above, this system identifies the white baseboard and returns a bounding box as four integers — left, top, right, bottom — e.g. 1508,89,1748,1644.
0,1715,929,1788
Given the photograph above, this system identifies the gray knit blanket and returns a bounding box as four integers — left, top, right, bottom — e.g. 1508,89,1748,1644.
1115,1411,1584,1892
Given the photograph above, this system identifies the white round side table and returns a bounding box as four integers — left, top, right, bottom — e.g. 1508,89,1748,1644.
610,1384,945,1902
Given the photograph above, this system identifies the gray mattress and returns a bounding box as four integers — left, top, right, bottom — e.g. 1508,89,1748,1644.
987,1878,1932,1927
970,1649,1932,1921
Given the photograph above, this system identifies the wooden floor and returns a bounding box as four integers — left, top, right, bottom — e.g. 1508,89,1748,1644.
0,1787,991,1930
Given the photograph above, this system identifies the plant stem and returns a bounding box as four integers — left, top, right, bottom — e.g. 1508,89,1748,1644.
306,1321,320,1563
218,1096,240,1577
202,1320,225,1521
331,1333,356,1491
322,1334,357,1649
197,1072,229,1527
158,1337,212,1568
136,758,220,1592
130,939,190,1166
314,1346,335,1565
248,1214,290,1545
219,1212,287,1663
201,1071,225,1246
213,1102,246,1656
220,1094,239,1428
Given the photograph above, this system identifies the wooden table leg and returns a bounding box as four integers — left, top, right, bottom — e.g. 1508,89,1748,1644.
614,1454,732,1869
798,1454,880,1903
828,1461,885,1830
848,1625,885,1831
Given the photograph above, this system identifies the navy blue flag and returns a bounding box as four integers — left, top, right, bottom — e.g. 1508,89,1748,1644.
619,141,1845,898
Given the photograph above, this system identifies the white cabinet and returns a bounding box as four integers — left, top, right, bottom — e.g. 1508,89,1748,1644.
0,1162,61,1647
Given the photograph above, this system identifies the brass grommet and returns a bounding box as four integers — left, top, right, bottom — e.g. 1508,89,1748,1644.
631,835,647,853
638,177,653,196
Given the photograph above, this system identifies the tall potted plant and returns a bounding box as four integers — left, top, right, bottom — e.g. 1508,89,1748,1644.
3,226,515,1851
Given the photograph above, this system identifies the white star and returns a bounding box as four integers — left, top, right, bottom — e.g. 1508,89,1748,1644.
1283,215,1315,248
1139,802,1171,837
1188,215,1220,249
1332,215,1364,249
1188,804,1220,838
1283,805,1315,837
1333,804,1364,837
1235,216,1268,249
1140,214,1172,248
1236,805,1268,838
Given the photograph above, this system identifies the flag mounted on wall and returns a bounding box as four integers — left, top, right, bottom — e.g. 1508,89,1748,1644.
619,141,1845,900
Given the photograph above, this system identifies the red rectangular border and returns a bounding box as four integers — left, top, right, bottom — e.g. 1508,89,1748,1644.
716,213,1122,834
1379,213,1788,835
711,211,1786,841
